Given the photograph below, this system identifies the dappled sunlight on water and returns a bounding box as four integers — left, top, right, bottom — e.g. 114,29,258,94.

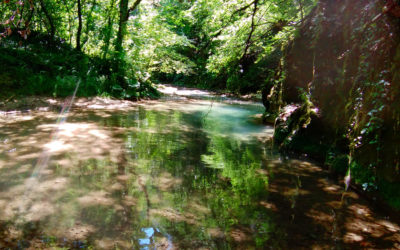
0,91,399,248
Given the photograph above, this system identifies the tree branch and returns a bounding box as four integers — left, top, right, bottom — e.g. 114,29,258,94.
125,0,142,21
39,0,55,39
240,0,258,64
76,0,83,51
232,0,257,16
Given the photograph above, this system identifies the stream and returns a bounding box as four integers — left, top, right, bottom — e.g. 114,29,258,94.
0,85,399,249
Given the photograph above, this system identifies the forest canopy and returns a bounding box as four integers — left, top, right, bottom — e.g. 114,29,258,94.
0,0,316,97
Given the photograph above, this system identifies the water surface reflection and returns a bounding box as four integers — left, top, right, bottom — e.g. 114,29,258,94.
0,95,399,249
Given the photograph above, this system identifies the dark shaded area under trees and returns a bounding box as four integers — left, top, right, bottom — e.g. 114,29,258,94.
270,0,400,209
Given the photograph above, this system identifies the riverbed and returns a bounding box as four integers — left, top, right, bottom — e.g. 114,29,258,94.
0,86,399,249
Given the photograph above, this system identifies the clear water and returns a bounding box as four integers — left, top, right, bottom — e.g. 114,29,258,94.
0,91,399,249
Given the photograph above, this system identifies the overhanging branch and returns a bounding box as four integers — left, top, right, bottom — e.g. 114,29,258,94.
125,0,142,21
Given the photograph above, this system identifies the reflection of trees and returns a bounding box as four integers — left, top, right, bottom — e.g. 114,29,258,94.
61,107,277,248
0,106,275,248
200,134,275,247
123,107,217,247
124,106,276,248
2,106,399,248
202,135,268,199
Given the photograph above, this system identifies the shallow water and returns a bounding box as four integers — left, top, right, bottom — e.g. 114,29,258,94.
0,88,399,249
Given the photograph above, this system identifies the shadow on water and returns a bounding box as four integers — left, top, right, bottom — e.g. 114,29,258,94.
0,93,399,249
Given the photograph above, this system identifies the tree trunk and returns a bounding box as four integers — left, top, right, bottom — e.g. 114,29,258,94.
102,0,116,60
299,0,304,25
81,0,97,49
115,0,129,54
39,0,55,42
113,0,142,89
76,0,83,51
113,0,129,88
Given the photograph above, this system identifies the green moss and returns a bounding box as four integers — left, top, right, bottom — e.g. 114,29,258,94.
262,112,277,125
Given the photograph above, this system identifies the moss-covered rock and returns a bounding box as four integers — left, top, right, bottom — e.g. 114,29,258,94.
274,104,338,161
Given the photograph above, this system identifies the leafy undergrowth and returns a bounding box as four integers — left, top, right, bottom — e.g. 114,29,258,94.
0,33,159,100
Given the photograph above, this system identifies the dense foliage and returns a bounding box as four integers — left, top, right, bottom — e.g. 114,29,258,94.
0,0,315,97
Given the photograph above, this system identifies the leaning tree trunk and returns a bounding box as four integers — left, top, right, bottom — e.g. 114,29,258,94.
112,0,142,91
39,0,55,45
